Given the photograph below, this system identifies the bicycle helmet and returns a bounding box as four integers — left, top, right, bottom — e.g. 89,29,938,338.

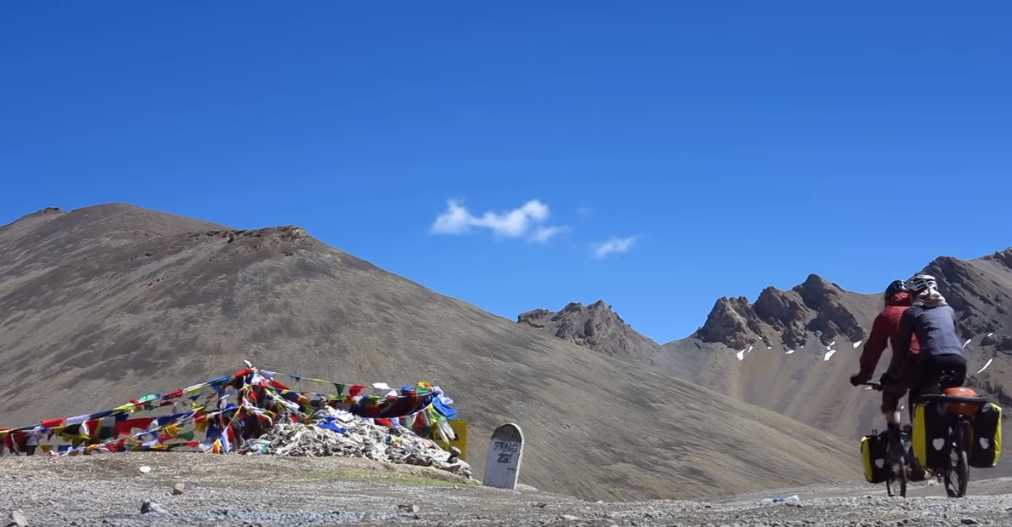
907,274,937,293
884,279,907,299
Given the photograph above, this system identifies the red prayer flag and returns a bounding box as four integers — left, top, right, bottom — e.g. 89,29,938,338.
41,418,65,429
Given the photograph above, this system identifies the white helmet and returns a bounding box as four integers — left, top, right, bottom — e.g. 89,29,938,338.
907,274,937,293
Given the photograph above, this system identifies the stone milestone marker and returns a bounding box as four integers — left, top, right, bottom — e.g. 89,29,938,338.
483,423,524,490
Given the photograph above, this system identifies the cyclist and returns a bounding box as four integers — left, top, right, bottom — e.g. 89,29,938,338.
850,280,919,428
897,274,967,403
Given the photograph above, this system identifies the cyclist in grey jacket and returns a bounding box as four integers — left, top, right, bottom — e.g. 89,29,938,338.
896,274,967,401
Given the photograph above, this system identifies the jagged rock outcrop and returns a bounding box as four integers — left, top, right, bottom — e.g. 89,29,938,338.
921,255,1012,337
986,248,1012,269
517,300,660,356
792,275,865,345
695,297,764,349
693,275,867,349
753,287,809,349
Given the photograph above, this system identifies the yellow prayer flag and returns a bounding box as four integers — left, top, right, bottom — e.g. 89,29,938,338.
435,419,469,460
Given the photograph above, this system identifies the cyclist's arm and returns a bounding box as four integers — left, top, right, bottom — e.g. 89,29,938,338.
897,309,915,359
858,314,889,378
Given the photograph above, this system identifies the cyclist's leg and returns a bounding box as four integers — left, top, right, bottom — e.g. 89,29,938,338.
948,354,967,385
906,385,917,422
916,356,944,395
882,387,903,428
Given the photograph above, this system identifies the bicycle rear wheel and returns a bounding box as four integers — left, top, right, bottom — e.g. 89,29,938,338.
943,448,968,498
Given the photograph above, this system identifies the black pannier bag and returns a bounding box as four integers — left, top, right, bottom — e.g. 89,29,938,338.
969,402,1003,468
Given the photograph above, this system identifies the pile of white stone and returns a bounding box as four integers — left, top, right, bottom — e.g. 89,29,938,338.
240,408,471,478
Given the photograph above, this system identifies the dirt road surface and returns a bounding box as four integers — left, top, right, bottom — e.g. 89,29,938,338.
1,453,1010,526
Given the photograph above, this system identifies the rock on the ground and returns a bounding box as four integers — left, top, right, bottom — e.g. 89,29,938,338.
140,501,167,514
7,510,27,527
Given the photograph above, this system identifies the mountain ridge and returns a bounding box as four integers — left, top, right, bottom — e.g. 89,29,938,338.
521,247,1011,467
0,203,860,500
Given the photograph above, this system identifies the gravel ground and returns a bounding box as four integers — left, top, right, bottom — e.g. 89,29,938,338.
1,453,1011,526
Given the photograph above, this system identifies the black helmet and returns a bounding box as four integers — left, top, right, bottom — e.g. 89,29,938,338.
884,279,907,298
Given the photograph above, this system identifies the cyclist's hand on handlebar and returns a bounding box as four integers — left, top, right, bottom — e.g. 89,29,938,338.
850,373,870,386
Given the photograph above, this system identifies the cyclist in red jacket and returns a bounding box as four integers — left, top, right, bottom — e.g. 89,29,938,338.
850,280,921,427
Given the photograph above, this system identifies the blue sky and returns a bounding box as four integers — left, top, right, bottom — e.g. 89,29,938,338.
2,3,1010,342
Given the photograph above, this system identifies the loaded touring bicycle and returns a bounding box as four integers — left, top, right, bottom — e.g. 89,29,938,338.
860,372,1002,498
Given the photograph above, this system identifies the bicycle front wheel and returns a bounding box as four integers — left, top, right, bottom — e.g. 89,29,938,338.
886,437,908,498
887,469,907,497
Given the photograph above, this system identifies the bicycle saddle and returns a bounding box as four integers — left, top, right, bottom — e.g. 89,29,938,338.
937,369,964,389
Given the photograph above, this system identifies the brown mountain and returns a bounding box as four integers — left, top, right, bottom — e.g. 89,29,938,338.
522,249,1012,475
0,203,859,500
517,301,662,360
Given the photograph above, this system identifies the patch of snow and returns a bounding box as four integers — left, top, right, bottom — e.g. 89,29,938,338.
823,349,837,362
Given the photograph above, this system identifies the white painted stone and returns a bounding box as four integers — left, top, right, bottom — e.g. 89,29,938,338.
484,423,524,490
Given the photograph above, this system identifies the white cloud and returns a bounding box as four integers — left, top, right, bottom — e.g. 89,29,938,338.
530,225,568,243
430,200,474,234
431,199,566,242
591,236,637,259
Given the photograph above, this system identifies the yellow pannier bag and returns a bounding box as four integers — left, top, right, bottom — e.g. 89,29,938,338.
859,433,888,484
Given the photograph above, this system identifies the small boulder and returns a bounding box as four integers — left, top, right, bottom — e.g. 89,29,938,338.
171,483,185,496
140,501,167,515
8,510,28,527
397,504,419,514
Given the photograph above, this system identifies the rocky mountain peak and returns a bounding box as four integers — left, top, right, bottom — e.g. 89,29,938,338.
30,206,63,217
693,272,869,349
793,274,841,309
516,308,553,327
695,297,762,349
753,287,810,349
987,248,1012,269
517,300,659,356
920,254,1012,337
1,207,65,231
